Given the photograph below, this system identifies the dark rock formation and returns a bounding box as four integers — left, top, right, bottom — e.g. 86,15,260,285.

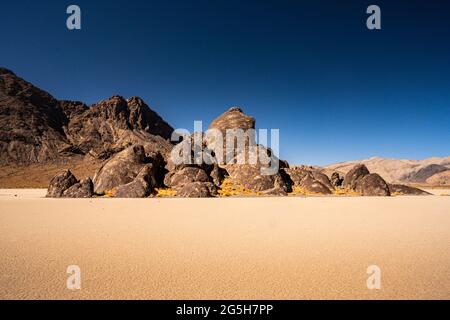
0,69,174,165
355,173,391,196
284,166,332,195
46,170,78,198
0,68,71,165
176,182,218,198
63,178,94,198
331,172,344,188
114,165,156,198
389,184,431,195
164,166,210,188
224,146,290,195
93,145,149,194
301,175,333,195
66,95,174,161
312,171,334,191
343,164,370,190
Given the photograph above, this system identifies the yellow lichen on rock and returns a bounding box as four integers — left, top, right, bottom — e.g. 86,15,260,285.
155,188,177,198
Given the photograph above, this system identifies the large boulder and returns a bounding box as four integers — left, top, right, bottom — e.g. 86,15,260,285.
355,173,391,196
93,145,149,194
343,164,370,190
389,184,431,195
164,166,210,188
312,171,334,191
63,178,94,198
224,146,290,195
114,165,156,198
175,182,218,198
301,175,333,195
46,170,78,198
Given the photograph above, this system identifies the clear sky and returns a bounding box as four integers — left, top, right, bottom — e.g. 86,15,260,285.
1,0,449,165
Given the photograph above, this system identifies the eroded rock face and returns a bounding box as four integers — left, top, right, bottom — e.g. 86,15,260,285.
355,173,391,196
176,182,218,198
46,170,78,198
225,146,289,194
66,96,174,161
389,184,431,195
114,165,156,198
93,145,149,194
0,70,175,166
312,171,334,191
301,175,333,195
63,178,94,198
343,164,370,190
164,167,210,188
331,172,344,188
0,68,71,165
284,167,332,195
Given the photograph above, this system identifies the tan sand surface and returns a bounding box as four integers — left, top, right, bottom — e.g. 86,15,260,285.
0,189,449,300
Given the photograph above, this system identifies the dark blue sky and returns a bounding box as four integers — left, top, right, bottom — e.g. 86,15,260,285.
1,0,449,165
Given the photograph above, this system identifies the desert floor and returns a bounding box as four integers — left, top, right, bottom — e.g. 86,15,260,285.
0,189,449,300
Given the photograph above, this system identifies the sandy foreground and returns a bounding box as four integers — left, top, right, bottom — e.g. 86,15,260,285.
0,189,449,300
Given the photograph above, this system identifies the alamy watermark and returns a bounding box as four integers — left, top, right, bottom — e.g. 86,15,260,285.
170,121,280,176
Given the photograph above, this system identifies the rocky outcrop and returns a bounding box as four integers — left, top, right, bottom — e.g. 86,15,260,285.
355,173,391,196
343,164,370,190
284,166,332,195
389,184,431,195
301,175,333,195
63,178,94,198
331,172,344,188
176,182,218,198
66,95,174,161
114,165,156,198
46,170,78,198
0,69,174,165
0,68,71,165
93,145,159,195
225,146,290,195
165,167,210,188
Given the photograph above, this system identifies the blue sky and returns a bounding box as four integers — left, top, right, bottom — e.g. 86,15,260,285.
1,0,449,165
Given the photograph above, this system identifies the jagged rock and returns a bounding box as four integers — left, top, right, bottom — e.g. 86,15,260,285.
63,178,94,198
389,184,431,195
93,145,149,194
301,175,332,195
164,166,210,188
175,182,218,198
284,167,311,186
46,170,78,198
59,100,88,120
225,146,289,194
0,68,71,165
66,95,174,161
209,164,227,187
343,164,370,190
312,171,334,190
355,173,391,196
0,69,175,165
114,165,156,198
331,172,344,188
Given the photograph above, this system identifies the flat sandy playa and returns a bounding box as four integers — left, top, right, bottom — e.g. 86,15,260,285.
1,189,449,300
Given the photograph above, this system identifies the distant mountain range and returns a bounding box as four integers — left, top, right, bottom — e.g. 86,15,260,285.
326,156,450,185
